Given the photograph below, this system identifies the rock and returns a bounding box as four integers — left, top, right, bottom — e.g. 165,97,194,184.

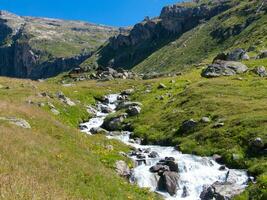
102,114,127,131
200,185,215,200
182,186,190,198
219,165,226,171
116,101,143,110
100,105,113,113
202,60,248,78
213,122,224,128
90,127,109,135
247,45,256,52
250,137,264,149
257,50,267,59
150,165,170,173
148,151,159,158
165,159,179,173
121,89,135,95
158,83,167,89
0,117,31,129
227,48,247,61
105,145,114,151
158,171,180,196
115,160,131,178
56,91,76,106
253,66,267,77
47,102,55,109
212,181,245,200
180,119,197,133
86,105,98,116
213,154,223,164
51,108,60,115
201,117,211,123
126,106,141,116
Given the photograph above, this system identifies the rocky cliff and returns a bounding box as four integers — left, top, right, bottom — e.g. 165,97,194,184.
0,11,118,79
87,0,235,70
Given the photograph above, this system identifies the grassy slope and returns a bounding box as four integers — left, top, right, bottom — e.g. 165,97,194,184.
133,0,267,74
0,77,160,200
122,59,267,199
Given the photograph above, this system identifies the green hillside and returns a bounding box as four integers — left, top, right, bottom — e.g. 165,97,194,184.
133,0,267,73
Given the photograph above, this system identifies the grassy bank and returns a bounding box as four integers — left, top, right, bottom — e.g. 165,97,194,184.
0,77,160,200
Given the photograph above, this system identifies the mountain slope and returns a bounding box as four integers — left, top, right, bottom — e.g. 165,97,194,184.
133,0,267,73
0,11,118,79
81,0,267,74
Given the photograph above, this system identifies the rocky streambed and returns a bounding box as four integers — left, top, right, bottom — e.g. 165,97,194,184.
79,92,249,200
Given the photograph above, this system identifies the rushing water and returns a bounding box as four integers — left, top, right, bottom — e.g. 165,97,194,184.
80,94,249,200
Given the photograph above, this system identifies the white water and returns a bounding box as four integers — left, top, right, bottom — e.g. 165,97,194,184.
80,94,249,200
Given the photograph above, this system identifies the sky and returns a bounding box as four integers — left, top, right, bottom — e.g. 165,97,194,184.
0,0,181,27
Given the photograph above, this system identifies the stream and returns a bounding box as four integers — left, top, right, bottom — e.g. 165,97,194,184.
79,94,249,200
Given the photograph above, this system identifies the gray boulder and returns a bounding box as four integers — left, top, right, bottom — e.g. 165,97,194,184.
250,137,264,149
126,106,141,116
180,119,197,133
253,66,267,77
102,114,127,131
117,101,143,110
0,117,31,129
115,160,131,178
227,48,248,61
158,83,167,89
121,89,135,95
257,50,267,59
158,171,180,196
202,61,248,78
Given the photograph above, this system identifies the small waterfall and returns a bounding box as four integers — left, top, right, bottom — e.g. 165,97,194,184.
80,94,249,200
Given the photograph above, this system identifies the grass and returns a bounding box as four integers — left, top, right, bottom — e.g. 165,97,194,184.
0,77,160,200
132,0,267,74
119,65,267,199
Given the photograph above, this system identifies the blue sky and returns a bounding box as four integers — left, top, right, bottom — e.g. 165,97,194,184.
0,0,181,27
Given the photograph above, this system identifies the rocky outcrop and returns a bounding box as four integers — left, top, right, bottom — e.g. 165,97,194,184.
202,60,248,78
0,11,118,79
95,1,233,69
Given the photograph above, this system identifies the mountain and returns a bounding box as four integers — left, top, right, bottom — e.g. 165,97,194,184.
82,0,267,74
0,11,118,79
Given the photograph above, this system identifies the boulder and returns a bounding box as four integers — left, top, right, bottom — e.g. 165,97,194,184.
90,127,109,135
56,91,76,106
126,106,141,116
0,117,31,129
257,50,267,59
102,114,127,131
158,83,167,89
158,171,180,196
115,160,131,178
200,185,215,200
253,66,267,77
202,60,248,78
150,165,170,173
226,48,247,61
117,101,143,110
180,119,197,133
51,108,60,115
100,105,113,113
250,137,264,149
201,117,211,123
148,151,159,158
121,89,135,95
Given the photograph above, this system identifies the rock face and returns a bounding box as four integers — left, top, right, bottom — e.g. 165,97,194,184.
93,1,232,69
0,11,118,79
202,60,248,78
